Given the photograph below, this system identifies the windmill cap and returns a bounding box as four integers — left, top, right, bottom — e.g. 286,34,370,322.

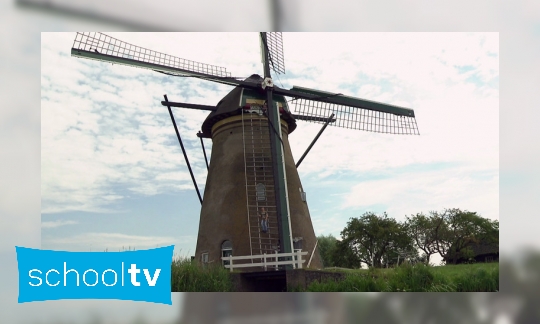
200,74,296,138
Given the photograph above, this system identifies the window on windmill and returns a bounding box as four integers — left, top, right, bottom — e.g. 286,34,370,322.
299,187,307,202
252,104,264,115
201,252,209,264
221,240,233,266
293,237,303,251
256,183,266,201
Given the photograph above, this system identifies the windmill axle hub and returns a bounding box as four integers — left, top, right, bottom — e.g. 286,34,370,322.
262,77,274,89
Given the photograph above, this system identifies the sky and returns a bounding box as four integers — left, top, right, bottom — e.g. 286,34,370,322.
41,32,499,261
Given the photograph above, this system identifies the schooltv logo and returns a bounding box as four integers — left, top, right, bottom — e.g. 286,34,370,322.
16,245,173,304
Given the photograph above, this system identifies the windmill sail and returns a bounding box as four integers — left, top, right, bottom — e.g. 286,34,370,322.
71,32,233,81
275,85,420,135
261,32,285,75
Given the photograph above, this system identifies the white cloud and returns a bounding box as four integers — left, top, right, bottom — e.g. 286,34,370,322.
41,33,256,214
43,232,188,252
41,220,78,229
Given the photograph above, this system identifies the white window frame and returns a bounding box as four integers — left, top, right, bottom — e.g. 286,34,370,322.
221,240,233,266
256,183,266,201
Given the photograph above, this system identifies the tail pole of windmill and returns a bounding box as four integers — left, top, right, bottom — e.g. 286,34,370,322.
70,32,419,272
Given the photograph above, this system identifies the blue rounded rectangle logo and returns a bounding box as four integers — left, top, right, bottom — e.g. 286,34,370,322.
16,245,173,304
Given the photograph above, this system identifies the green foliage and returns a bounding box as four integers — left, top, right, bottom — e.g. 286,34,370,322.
433,208,499,264
453,266,499,292
316,208,498,292
171,256,233,292
387,263,435,292
340,211,413,268
306,271,388,292
328,208,498,268
461,247,476,263
317,234,338,267
316,233,361,269
299,262,498,292
405,213,439,264
333,238,362,268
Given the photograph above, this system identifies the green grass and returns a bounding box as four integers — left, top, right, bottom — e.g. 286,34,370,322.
171,256,233,292
169,256,498,292
431,262,497,280
300,262,498,292
305,271,389,292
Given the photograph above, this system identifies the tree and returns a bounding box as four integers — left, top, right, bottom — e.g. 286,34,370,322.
340,212,412,268
405,213,439,264
381,244,418,267
333,238,361,268
432,208,499,264
317,234,338,267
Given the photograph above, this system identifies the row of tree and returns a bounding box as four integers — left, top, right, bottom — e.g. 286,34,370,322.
318,208,499,268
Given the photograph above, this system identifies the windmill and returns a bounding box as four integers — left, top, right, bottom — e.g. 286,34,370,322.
71,32,419,271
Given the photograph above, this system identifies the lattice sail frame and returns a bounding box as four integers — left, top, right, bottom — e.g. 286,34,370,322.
292,99,420,135
266,32,285,75
72,32,231,78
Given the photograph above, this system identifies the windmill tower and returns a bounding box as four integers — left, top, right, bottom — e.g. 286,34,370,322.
193,74,322,268
71,32,419,272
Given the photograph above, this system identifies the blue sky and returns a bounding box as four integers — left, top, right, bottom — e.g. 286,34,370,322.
41,33,499,261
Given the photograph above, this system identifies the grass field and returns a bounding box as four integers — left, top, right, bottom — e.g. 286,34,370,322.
300,262,499,292
171,256,498,292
